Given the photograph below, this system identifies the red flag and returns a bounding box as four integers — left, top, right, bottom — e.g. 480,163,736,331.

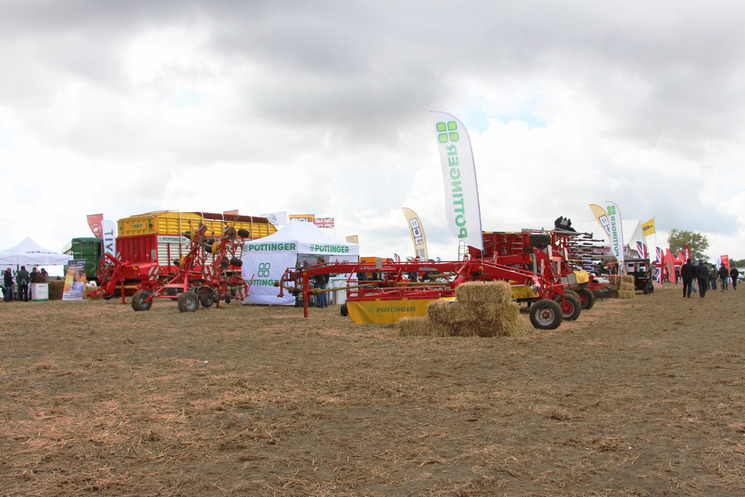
87,214,104,238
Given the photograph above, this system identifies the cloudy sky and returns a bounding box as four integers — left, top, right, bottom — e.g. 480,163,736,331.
2,0,745,268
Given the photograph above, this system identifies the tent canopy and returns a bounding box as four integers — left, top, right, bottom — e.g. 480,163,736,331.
243,219,359,257
242,220,359,305
0,237,73,267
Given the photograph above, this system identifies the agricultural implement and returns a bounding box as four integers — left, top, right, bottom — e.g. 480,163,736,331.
128,224,251,312
473,229,597,313
277,242,580,329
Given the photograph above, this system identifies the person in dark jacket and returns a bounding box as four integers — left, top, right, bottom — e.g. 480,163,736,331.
680,259,696,298
718,263,729,291
3,268,13,301
730,266,739,290
695,260,709,298
16,266,30,302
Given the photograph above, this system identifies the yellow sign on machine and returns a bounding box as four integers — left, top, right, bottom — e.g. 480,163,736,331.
346,298,445,324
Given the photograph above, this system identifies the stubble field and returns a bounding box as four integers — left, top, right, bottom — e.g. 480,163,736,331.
1,283,744,496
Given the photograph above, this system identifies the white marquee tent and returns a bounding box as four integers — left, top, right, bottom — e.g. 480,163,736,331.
0,237,73,267
242,220,359,305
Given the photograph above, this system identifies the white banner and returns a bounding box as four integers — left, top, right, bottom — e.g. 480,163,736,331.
102,219,117,257
242,252,297,305
606,201,625,272
430,111,483,251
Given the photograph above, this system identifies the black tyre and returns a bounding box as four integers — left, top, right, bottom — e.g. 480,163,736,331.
340,303,348,317
224,295,232,304
529,299,562,329
131,290,153,311
177,291,200,312
554,292,581,321
237,228,250,238
230,258,243,267
575,288,595,310
647,281,655,294
199,289,215,308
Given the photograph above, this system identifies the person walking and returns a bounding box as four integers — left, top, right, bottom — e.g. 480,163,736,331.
730,266,739,290
16,266,30,302
696,260,709,298
680,258,696,298
709,264,718,290
719,263,730,291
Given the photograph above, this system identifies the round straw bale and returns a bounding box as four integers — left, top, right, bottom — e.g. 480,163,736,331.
455,281,512,305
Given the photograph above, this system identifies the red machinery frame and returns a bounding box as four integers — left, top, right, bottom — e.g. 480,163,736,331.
119,224,252,312
277,245,576,329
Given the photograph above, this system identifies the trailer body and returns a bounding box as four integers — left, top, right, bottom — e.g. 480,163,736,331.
62,237,103,281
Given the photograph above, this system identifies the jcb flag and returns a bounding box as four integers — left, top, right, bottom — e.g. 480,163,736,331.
402,207,428,260
589,204,612,241
642,218,656,236
346,235,359,244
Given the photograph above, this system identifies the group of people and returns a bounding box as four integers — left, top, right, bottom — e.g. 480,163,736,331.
679,259,739,298
2,266,49,302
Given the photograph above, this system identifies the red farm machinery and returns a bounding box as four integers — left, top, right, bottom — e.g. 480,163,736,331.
128,224,251,312
277,235,584,330
86,211,275,311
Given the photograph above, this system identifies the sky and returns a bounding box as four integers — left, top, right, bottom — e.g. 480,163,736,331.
3,0,745,270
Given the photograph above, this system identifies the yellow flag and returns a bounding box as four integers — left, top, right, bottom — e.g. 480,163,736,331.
346,235,359,244
642,218,656,236
402,207,429,260
588,204,612,241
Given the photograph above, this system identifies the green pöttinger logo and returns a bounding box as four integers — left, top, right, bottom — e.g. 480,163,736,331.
436,121,459,143
258,262,271,277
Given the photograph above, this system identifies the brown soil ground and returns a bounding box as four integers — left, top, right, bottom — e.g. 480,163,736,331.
1,283,745,497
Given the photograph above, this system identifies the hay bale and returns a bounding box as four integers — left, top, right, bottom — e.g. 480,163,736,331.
622,275,635,284
620,282,635,292
48,280,65,300
454,281,511,306
397,317,432,336
454,303,525,337
618,289,635,299
397,317,451,337
427,300,478,324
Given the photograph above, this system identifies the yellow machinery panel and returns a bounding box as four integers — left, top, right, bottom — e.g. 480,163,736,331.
118,211,277,239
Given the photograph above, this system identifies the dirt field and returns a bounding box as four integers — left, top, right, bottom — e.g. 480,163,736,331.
1,283,745,497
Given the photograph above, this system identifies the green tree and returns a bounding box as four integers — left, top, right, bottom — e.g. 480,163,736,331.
667,229,710,262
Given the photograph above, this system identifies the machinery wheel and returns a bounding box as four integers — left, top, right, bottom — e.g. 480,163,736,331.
575,288,595,310
237,228,250,238
340,303,348,317
529,299,562,330
554,292,582,321
199,288,216,308
224,294,232,304
131,290,153,311
647,281,655,294
177,291,200,313
230,258,243,267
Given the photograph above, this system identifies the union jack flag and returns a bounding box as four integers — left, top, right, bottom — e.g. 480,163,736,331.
313,217,335,229
636,241,648,259
655,247,664,283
